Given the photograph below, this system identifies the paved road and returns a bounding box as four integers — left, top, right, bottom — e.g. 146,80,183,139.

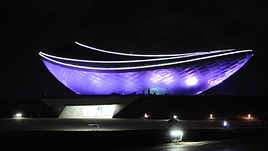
1,133,267,151
0,118,267,151
125,136,268,151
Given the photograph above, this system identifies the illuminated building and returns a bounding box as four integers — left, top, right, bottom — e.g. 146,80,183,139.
39,42,253,118
40,42,253,95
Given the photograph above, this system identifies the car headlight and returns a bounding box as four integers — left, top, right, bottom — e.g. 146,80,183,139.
170,130,183,137
169,129,184,142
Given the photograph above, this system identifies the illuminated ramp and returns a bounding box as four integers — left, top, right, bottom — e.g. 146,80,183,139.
60,105,118,118
42,96,140,118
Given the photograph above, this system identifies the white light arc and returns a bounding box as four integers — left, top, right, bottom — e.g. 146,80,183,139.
75,41,235,58
40,50,253,71
39,48,235,64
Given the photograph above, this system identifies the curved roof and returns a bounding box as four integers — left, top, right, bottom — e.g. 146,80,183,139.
39,43,253,95
39,42,253,71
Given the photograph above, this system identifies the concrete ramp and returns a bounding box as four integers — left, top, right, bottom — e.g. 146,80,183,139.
42,96,139,118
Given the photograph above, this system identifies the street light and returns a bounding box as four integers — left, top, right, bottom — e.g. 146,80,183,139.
209,114,214,119
248,114,251,120
144,113,150,119
223,120,229,128
14,112,22,118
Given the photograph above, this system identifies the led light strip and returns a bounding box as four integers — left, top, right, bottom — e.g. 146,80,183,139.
39,48,235,64
75,41,234,58
40,49,253,71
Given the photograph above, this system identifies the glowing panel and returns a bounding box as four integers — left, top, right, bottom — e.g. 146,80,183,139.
60,105,117,118
185,76,199,86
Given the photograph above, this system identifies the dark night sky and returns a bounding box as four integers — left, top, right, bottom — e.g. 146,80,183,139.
2,0,268,98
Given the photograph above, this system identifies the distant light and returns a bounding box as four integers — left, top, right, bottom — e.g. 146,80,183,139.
209,114,213,119
14,113,22,118
173,115,178,119
223,121,227,126
185,76,198,86
223,120,228,128
248,114,251,120
144,113,150,119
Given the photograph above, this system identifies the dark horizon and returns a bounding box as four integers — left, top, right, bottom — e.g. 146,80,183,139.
0,95,267,119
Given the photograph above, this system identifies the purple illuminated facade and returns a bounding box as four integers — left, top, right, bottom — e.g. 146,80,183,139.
39,43,253,95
